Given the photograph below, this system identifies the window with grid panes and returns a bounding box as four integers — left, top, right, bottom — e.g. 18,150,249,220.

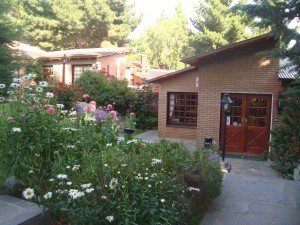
167,92,198,126
72,64,92,82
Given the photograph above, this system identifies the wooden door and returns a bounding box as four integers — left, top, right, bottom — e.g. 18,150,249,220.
220,94,272,155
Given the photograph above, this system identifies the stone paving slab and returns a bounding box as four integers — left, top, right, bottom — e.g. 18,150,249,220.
136,130,196,150
201,168,300,225
0,195,50,225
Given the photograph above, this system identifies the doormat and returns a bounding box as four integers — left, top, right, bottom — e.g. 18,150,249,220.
219,153,267,161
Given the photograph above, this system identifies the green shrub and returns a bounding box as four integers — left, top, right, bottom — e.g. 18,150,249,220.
75,71,134,115
270,80,300,178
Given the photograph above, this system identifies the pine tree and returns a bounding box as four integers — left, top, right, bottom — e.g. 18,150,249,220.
0,0,19,86
234,0,300,74
15,0,138,50
191,0,263,53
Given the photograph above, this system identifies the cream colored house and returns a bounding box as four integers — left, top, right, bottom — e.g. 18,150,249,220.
12,42,127,84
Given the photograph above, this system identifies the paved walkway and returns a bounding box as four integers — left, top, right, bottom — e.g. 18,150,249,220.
136,130,196,150
201,159,300,225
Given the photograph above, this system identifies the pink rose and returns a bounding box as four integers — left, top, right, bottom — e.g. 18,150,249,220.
86,103,96,112
107,104,113,111
89,101,96,106
82,94,90,99
46,107,56,115
109,110,117,118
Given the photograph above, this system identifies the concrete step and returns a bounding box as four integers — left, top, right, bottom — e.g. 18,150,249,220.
0,195,50,225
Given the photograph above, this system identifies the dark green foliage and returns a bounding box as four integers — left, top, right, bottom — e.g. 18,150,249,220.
75,71,134,115
23,60,44,81
132,85,158,130
190,0,261,54
15,0,139,49
270,80,300,178
234,0,300,74
0,0,19,85
52,83,82,110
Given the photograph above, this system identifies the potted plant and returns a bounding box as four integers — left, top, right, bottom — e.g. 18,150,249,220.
123,113,136,134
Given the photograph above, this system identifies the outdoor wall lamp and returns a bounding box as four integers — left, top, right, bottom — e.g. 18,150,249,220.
220,93,233,161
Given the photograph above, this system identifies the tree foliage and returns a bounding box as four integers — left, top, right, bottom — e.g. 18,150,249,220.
127,4,192,70
190,0,263,53
0,0,19,85
234,0,300,74
15,0,139,50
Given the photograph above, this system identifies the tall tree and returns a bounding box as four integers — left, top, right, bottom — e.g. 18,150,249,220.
234,0,300,74
191,0,263,53
15,0,138,50
128,3,192,70
0,0,19,86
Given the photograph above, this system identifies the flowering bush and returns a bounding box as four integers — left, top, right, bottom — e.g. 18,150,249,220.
0,79,223,224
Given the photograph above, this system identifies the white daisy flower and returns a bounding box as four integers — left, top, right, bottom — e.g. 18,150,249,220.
66,166,70,169
109,178,118,190
151,158,162,165
39,81,48,87
104,164,108,167
61,110,68,115
101,195,107,199
56,104,64,109
160,199,165,203
46,92,54,98
66,145,75,149
187,187,200,192
0,84,6,88
69,189,85,199
86,188,94,193
22,188,35,200
66,182,72,186
35,87,43,93
12,127,21,133
23,74,31,80
28,170,33,174
7,90,13,95
148,184,151,188
10,83,19,88
49,178,54,182
80,183,92,189
106,143,112,147
43,192,52,199
13,78,20,83
24,86,32,91
72,164,80,171
57,174,68,180
121,164,127,167
106,216,114,223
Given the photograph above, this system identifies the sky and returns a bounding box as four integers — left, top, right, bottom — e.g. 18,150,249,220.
128,0,198,39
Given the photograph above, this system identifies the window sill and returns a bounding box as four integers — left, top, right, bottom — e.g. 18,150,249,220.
166,124,197,129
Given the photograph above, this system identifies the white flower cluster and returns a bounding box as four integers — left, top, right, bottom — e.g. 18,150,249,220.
57,174,68,180
69,189,85,199
80,183,92,189
106,216,114,222
187,187,200,192
126,139,138,144
109,178,118,189
12,127,21,133
72,164,80,171
43,192,52,199
151,158,162,165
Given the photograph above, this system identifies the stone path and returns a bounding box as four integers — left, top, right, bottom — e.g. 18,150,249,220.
0,195,50,225
136,130,196,150
200,159,300,225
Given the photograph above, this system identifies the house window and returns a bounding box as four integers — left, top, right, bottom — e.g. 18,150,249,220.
43,65,53,80
167,92,198,126
72,64,92,83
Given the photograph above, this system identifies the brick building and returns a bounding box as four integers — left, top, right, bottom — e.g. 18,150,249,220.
149,35,296,156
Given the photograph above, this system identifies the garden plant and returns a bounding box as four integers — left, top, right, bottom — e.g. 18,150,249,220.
0,75,223,225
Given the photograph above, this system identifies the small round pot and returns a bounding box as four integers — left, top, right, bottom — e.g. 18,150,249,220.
124,128,135,134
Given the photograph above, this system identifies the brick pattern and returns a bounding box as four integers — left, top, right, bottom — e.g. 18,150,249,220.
196,42,283,147
157,70,199,140
156,40,283,146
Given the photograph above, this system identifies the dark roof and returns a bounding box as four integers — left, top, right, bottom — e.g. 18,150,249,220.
182,34,272,66
278,58,298,79
148,66,196,82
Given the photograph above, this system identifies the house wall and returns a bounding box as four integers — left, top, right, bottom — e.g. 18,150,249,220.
42,54,126,84
196,42,283,147
157,70,199,140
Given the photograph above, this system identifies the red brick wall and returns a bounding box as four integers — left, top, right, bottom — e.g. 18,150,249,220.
157,70,199,140
196,42,283,147
156,39,283,145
